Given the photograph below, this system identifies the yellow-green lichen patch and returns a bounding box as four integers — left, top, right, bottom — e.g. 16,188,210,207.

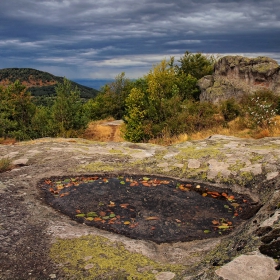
109,149,125,154
229,161,246,172
50,235,183,280
176,146,224,161
250,154,264,163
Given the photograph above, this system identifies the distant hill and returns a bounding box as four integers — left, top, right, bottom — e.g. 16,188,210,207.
0,68,99,99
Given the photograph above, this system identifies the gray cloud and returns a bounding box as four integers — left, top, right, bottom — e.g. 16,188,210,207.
0,0,279,81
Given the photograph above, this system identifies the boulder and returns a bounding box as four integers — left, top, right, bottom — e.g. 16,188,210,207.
198,55,280,104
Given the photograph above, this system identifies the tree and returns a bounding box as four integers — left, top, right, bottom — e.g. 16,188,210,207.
85,72,132,120
177,51,216,79
31,106,56,138
124,88,151,142
52,78,88,137
0,81,35,140
124,59,185,141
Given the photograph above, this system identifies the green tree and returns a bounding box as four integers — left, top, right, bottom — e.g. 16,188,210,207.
31,106,56,138
124,88,150,142
0,81,35,140
85,72,132,120
52,78,88,137
177,51,216,79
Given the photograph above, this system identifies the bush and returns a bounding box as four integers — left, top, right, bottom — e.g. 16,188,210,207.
241,90,278,129
220,99,240,122
0,157,12,173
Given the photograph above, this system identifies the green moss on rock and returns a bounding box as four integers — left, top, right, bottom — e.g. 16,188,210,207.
50,235,183,280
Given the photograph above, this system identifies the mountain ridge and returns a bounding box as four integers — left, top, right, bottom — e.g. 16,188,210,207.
0,68,99,99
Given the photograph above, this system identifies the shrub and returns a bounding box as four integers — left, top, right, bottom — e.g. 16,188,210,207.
220,99,240,122
0,157,12,173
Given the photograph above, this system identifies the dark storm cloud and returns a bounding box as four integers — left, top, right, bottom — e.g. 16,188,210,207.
0,0,279,79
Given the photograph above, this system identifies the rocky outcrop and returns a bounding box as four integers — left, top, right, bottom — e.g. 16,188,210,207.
1,137,280,279
198,56,280,104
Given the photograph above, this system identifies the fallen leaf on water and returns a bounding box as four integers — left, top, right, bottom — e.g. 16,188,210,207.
120,203,129,208
85,217,94,221
87,212,98,217
227,195,235,201
108,201,116,207
76,213,85,218
212,220,219,225
153,179,161,184
129,223,139,228
76,209,81,214
45,180,52,185
109,213,116,218
143,176,150,181
60,192,69,197
161,180,170,184
123,221,130,225
217,224,231,229
175,219,181,223
202,193,208,197
99,211,106,217
142,182,150,187
94,217,102,222
102,216,110,220
204,229,211,233
120,181,125,185
222,192,228,198
208,191,220,198
145,216,159,220
196,185,201,189
231,203,239,208
56,184,64,190
234,212,238,217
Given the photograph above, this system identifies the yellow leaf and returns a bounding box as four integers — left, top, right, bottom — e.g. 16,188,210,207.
145,216,159,220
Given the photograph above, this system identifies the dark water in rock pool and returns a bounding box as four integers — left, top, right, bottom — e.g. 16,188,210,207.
38,174,261,243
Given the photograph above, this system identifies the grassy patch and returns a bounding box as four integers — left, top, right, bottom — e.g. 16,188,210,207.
0,157,13,173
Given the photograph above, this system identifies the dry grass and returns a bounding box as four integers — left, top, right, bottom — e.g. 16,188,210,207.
0,157,13,173
0,138,17,145
81,116,280,145
83,118,125,142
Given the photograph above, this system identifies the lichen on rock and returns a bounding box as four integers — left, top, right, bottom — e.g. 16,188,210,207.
198,55,280,103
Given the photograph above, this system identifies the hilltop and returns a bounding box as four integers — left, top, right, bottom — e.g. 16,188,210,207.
0,68,99,99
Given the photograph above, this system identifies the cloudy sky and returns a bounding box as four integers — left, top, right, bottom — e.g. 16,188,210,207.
1,0,280,86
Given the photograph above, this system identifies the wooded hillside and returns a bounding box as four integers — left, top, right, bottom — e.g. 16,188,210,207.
0,68,99,99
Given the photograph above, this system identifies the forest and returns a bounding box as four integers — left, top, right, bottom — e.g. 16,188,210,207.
1,51,280,142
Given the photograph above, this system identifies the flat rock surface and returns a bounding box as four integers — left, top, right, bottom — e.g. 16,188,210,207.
0,136,280,279
215,253,280,280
